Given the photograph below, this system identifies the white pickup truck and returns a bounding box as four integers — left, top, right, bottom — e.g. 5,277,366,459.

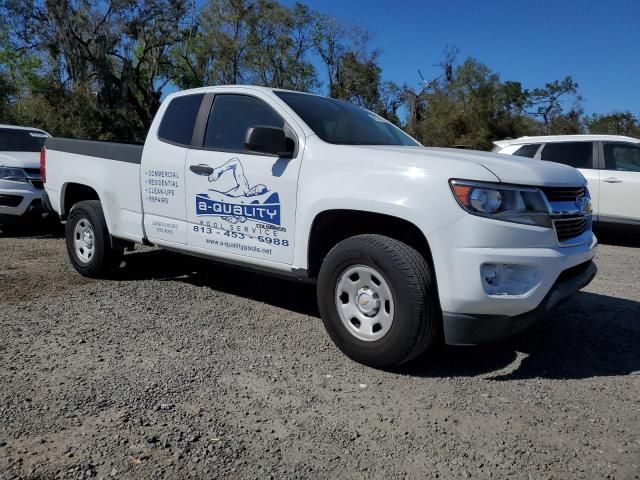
43,86,597,368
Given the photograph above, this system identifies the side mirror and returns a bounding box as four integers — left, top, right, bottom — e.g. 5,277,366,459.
244,126,293,158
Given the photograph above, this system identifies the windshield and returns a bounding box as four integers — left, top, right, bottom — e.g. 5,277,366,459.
0,128,49,152
274,91,419,147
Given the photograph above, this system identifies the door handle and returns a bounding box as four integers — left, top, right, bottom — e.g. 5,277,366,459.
190,164,214,176
603,177,622,184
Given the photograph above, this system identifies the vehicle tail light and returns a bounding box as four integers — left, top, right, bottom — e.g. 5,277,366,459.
40,146,46,184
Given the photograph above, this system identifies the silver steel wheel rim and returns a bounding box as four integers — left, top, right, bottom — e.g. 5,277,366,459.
335,264,394,342
73,218,95,264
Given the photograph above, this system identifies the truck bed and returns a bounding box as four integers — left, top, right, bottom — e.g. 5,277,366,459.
45,138,145,243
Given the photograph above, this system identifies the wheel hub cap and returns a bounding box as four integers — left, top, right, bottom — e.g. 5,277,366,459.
335,265,394,342
73,218,95,264
356,287,380,316
82,231,93,249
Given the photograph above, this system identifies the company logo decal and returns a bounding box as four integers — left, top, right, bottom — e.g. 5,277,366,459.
195,158,281,226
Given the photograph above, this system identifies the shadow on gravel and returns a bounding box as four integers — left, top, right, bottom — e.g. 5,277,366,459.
118,249,639,381
119,249,319,317
403,292,640,381
594,227,640,248
0,217,64,239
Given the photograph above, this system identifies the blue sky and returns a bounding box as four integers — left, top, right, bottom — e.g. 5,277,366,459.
280,0,640,115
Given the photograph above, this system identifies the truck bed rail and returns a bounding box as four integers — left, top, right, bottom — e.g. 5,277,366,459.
46,138,143,165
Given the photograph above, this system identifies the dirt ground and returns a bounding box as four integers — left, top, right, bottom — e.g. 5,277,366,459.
0,225,638,479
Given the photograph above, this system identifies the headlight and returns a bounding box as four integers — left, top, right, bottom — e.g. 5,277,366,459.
0,167,28,182
450,180,552,228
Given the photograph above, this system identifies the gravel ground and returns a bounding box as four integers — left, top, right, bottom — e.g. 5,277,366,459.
0,225,639,480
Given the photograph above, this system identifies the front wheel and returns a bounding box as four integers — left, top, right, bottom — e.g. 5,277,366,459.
317,234,441,368
65,200,123,278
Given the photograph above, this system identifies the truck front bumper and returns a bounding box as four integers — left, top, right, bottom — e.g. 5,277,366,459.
0,187,44,217
427,213,598,345
443,260,597,345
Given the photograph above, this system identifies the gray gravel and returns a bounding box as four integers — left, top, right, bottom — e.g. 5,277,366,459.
0,226,639,479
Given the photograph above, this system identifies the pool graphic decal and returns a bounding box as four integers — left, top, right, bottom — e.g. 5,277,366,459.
194,158,281,226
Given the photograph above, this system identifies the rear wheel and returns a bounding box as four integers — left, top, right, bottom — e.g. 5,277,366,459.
65,200,123,278
317,234,440,368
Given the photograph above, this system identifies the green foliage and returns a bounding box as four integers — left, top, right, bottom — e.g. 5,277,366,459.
498,81,528,112
527,76,581,134
407,58,540,150
0,0,636,146
172,0,318,91
1,0,190,142
377,81,403,126
585,112,640,137
331,52,381,108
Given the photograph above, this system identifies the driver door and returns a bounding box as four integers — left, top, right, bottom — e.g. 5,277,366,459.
185,93,301,265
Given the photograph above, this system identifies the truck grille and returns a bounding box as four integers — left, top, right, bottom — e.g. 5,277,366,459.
539,185,590,245
553,216,588,243
540,186,585,202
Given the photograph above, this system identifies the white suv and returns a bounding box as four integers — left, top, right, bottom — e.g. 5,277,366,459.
494,135,640,231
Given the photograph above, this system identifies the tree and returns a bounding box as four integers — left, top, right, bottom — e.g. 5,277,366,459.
377,81,403,126
172,0,318,91
246,1,317,90
403,45,457,137
0,0,629,147
0,24,45,122
185,0,253,86
312,13,346,95
527,76,580,134
331,51,381,109
2,0,191,141
498,81,529,113
549,106,583,135
314,17,375,100
405,53,538,150
311,15,404,121
585,112,640,137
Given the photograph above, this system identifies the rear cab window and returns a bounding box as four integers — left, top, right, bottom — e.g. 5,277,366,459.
540,142,594,168
158,94,205,146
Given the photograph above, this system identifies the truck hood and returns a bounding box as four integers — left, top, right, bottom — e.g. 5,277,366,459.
0,151,41,169
353,145,586,187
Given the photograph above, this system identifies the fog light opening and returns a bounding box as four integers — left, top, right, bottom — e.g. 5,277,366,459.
480,263,539,296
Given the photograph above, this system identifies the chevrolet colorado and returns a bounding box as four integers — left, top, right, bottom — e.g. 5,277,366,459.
43,86,597,368
0,125,50,226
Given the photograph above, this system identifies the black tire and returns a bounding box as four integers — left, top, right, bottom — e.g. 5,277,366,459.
65,200,123,278
317,234,441,368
